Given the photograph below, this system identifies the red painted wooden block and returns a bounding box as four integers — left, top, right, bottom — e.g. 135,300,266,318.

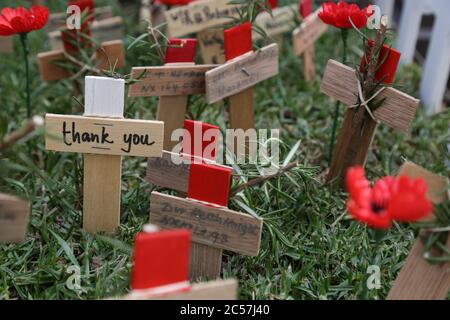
268,0,278,9
131,229,191,290
224,22,253,61
188,163,232,207
360,40,401,85
300,0,313,18
156,0,194,5
164,38,198,63
182,119,220,161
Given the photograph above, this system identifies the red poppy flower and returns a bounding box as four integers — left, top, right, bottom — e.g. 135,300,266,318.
319,1,371,29
346,166,433,229
0,6,49,36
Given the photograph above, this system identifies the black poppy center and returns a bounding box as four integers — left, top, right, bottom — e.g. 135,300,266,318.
371,202,385,215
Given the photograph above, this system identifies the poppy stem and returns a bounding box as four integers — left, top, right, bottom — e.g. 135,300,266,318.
19,33,31,119
328,29,349,163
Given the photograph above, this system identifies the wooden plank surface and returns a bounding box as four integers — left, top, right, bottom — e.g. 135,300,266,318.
198,28,225,65
190,243,223,280
398,162,449,204
229,87,255,130
0,36,13,54
129,65,217,97
146,151,232,193
326,108,378,184
164,0,241,37
47,6,114,32
97,40,126,70
388,233,450,300
150,192,262,256
37,50,70,82
45,114,164,157
158,95,188,151
121,278,238,300
0,193,29,243
205,43,279,103
253,4,298,40
321,59,420,133
292,9,327,56
83,154,122,233
303,45,316,82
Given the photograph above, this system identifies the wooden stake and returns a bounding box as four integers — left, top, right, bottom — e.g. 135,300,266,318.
292,8,327,81
0,193,29,243
388,232,450,300
0,36,13,54
388,162,450,299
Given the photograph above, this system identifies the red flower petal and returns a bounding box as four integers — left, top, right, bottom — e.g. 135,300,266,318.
388,176,433,222
30,6,49,31
0,15,14,36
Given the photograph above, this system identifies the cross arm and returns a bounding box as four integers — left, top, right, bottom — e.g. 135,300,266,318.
205,43,279,103
129,64,217,97
292,8,327,56
321,59,420,133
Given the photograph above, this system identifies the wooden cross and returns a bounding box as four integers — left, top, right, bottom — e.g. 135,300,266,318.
292,2,328,82
388,162,450,300
45,76,164,233
253,1,298,45
164,0,241,64
321,46,420,185
129,38,217,151
117,226,237,300
0,193,29,243
205,23,279,132
147,120,263,280
0,36,13,54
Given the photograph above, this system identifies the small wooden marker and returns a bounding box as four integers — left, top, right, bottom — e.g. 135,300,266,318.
197,28,225,65
117,226,237,300
388,162,450,300
164,0,241,38
292,2,328,82
0,193,29,243
205,23,279,132
321,47,420,185
147,120,263,280
0,36,13,54
130,39,216,151
45,76,164,233
253,2,298,42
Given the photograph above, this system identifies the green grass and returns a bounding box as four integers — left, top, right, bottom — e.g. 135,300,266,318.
0,0,449,300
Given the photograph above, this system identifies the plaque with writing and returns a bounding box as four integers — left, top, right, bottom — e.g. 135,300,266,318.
146,151,232,193
293,9,327,56
198,28,225,64
205,43,279,103
129,65,217,97
45,114,164,157
0,36,13,54
253,4,298,40
164,0,242,37
0,193,29,243
150,192,262,256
